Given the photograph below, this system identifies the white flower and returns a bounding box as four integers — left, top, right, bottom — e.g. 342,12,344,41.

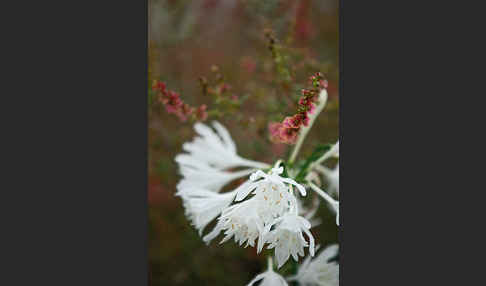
177,188,237,235
287,244,339,286
178,121,269,171
176,166,254,193
175,121,270,196
235,167,307,223
203,166,310,257
248,167,307,197
263,212,315,268
247,258,288,286
203,197,265,248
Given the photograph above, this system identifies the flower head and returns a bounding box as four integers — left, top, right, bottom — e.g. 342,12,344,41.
178,121,269,171
236,166,307,202
175,121,269,194
247,258,288,286
203,198,264,248
177,189,237,235
264,212,315,268
269,122,299,144
175,123,323,267
235,166,307,224
175,122,271,237
287,244,339,286
203,166,309,260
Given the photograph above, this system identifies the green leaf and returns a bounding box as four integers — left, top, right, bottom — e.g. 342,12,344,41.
294,144,332,183
280,161,290,178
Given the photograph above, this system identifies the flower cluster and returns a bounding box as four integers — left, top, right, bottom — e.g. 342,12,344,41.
152,80,208,122
175,121,316,268
175,121,269,233
203,165,315,268
269,72,328,144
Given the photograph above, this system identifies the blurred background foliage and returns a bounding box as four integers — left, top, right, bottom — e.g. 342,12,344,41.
148,0,339,285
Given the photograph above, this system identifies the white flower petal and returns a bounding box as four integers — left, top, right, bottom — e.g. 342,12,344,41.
287,244,339,286
276,246,290,268
247,273,266,286
179,121,269,170
266,213,315,268
318,244,338,263
247,266,288,286
179,189,236,235
281,177,306,196
212,121,237,153
177,167,254,192
304,228,315,257
234,180,259,201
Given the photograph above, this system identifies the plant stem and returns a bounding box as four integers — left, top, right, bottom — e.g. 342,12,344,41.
308,182,337,206
268,256,273,271
309,141,339,171
304,195,321,220
288,89,328,164
239,158,271,169
313,164,331,177
309,182,340,226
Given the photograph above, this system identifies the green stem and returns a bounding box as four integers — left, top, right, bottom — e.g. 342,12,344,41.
309,141,339,171
288,89,328,165
267,256,273,271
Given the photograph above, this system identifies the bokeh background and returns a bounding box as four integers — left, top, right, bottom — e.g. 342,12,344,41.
148,0,339,285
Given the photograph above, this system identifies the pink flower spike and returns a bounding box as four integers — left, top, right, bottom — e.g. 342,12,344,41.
269,122,284,142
